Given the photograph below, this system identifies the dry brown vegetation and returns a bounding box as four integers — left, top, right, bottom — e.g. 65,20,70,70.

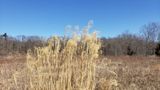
25,30,101,90
0,55,160,90
97,56,160,90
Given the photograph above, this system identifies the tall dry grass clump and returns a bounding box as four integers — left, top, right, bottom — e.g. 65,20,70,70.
26,23,101,90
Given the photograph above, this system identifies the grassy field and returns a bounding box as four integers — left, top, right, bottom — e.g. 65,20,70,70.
0,55,159,90
0,27,159,90
97,56,160,90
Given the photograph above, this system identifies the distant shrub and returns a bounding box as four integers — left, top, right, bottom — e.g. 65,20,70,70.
155,43,160,56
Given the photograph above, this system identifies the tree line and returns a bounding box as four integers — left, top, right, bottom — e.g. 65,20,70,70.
0,22,160,56
101,22,160,56
0,35,45,55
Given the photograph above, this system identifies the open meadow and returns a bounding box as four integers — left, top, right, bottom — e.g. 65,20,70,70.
0,55,159,90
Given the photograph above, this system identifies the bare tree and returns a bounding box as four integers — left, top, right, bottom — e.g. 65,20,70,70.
141,23,159,42
141,22,160,55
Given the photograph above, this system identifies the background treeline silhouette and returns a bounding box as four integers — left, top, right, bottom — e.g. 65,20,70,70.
0,35,45,55
0,22,160,56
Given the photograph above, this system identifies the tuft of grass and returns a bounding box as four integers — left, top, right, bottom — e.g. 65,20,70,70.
26,24,101,90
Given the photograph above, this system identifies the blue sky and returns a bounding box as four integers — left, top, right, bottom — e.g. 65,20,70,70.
0,0,160,37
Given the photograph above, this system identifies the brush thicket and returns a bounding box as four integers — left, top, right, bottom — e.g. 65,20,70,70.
26,30,101,90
